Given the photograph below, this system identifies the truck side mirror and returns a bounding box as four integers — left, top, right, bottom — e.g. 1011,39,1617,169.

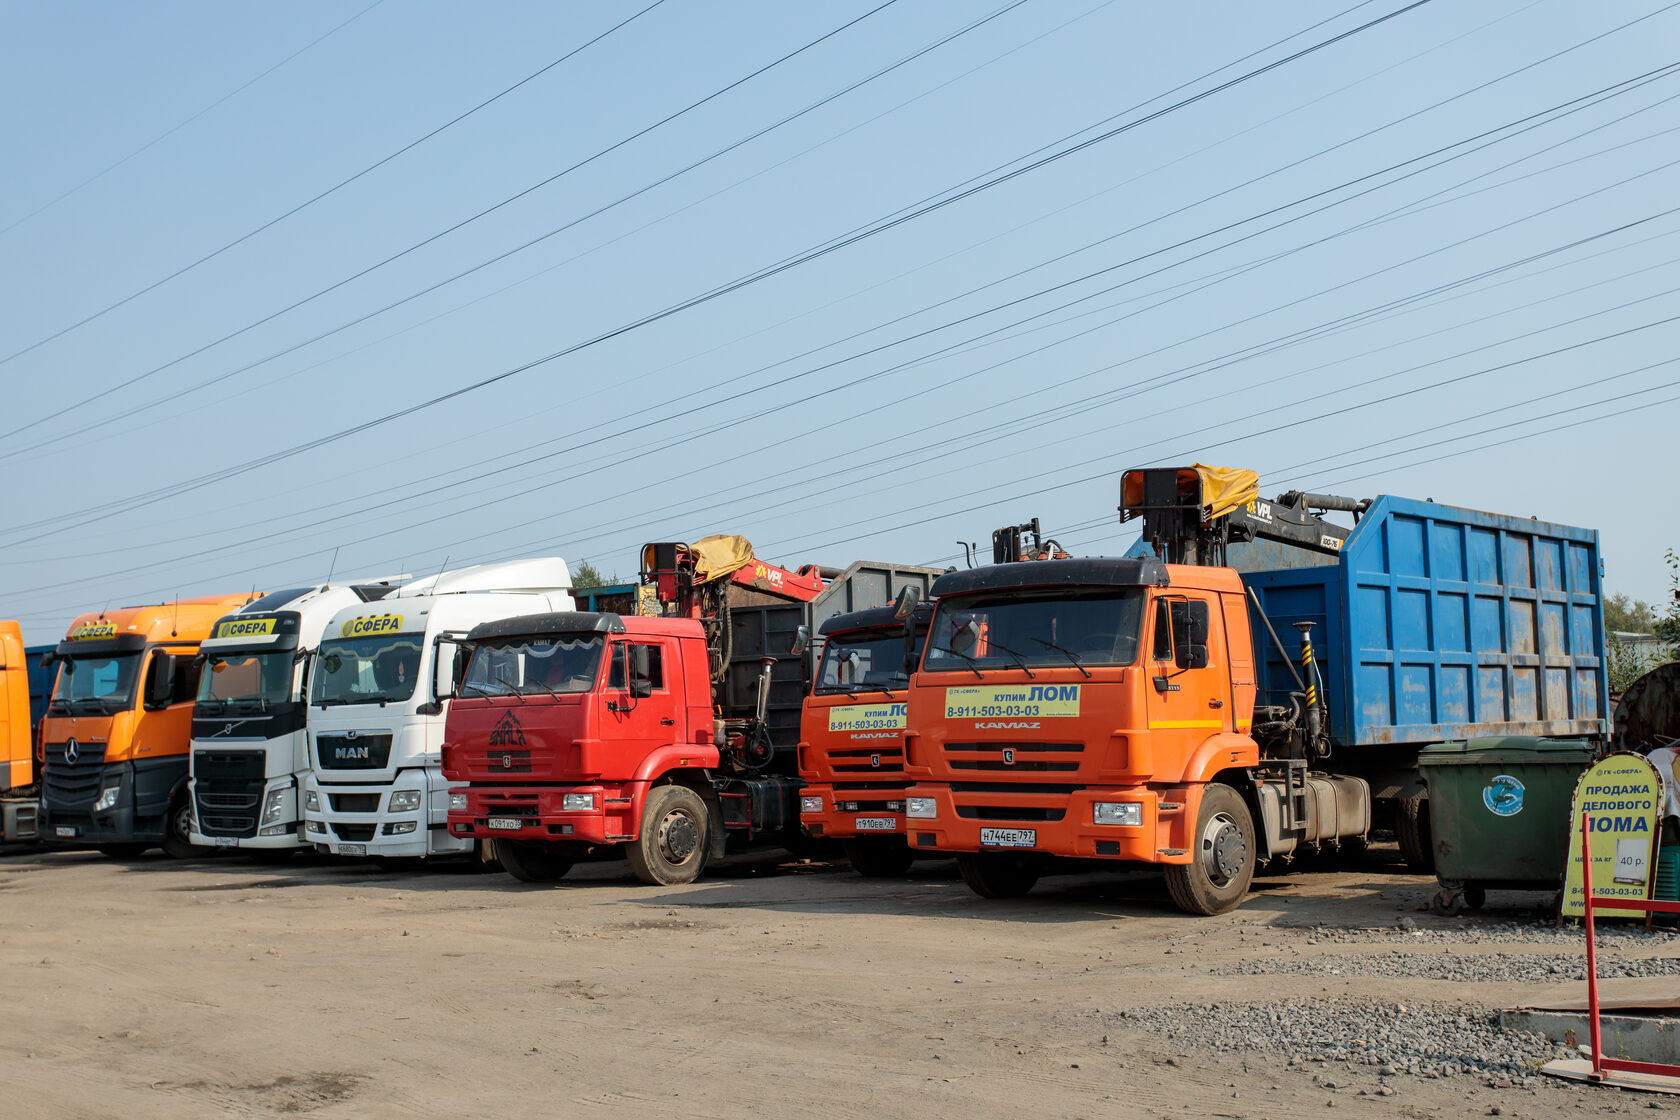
892,586,921,619
145,652,176,709
790,625,810,656
630,645,653,699
1175,642,1209,670
433,639,460,701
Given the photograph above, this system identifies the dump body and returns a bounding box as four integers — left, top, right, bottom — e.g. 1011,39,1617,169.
38,594,259,852
1237,494,1607,794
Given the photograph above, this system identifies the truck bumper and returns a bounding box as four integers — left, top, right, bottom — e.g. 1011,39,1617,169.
41,758,184,846
447,783,636,847
797,783,907,840
190,775,305,850
902,782,1191,864
301,770,472,858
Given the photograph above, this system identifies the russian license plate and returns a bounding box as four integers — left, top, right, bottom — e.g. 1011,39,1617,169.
213,836,238,849
854,817,896,831
339,843,367,857
980,827,1036,849
486,817,525,831
55,825,75,838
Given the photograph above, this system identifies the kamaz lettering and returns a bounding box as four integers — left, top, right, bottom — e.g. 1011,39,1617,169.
340,615,404,638
975,721,1041,730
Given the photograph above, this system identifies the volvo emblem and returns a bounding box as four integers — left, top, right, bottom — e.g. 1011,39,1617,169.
870,754,881,768
65,738,79,766
501,754,513,769
1001,748,1016,765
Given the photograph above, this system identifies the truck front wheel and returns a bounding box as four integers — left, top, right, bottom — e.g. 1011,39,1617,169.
496,840,574,883
160,792,197,859
957,851,1039,898
1395,795,1434,873
844,836,914,878
627,785,709,886
1164,783,1256,916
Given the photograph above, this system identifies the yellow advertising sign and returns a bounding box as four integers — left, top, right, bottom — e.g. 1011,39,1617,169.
215,617,277,639
67,622,116,641
945,684,1081,720
1561,753,1663,920
828,702,907,734
340,615,405,639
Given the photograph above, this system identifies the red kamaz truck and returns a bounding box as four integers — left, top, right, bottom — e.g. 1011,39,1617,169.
442,536,939,884
796,599,932,877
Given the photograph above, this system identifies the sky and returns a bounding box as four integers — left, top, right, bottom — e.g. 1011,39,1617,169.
2,0,1678,643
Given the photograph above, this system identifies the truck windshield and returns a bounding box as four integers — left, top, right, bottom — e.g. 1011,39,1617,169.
924,589,1145,671
463,634,604,696
311,635,424,705
198,651,295,709
816,630,920,693
51,652,142,713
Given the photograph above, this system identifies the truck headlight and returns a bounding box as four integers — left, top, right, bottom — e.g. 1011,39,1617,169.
260,789,287,826
1094,801,1142,827
906,797,937,819
561,793,596,811
384,821,418,835
800,795,823,814
449,793,467,811
305,789,320,812
388,790,422,812
94,785,119,812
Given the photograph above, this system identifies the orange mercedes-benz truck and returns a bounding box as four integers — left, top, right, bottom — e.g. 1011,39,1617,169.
39,594,259,857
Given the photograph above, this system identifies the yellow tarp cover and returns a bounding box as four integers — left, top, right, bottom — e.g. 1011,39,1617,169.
1194,464,1259,521
688,534,756,585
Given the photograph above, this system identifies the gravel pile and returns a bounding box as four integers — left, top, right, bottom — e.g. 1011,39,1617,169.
1111,997,1568,1088
1212,950,1680,983
1267,919,1680,947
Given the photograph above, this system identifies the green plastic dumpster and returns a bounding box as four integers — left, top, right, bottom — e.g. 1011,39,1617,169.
1417,737,1598,915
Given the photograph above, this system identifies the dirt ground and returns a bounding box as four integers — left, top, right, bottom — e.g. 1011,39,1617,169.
1,842,1673,1119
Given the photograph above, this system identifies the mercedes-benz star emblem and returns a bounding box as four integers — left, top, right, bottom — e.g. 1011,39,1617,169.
64,738,79,766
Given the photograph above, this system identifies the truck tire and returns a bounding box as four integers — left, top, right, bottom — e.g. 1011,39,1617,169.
1164,783,1256,916
844,836,914,878
1396,795,1434,873
160,792,197,860
495,841,574,883
627,785,709,886
956,851,1039,898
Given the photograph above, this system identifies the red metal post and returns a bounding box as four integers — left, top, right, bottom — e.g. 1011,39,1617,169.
1582,813,1603,1080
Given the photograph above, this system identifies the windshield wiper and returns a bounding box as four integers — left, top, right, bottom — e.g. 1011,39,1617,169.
1030,637,1091,678
495,674,528,703
931,646,984,679
825,682,897,698
983,639,1037,679
523,676,561,700
460,682,493,699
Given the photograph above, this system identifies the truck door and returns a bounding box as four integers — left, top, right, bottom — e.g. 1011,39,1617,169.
1144,595,1223,772
601,638,681,764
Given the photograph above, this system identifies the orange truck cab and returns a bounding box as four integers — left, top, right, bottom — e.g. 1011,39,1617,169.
1,621,42,842
797,601,932,877
39,594,258,857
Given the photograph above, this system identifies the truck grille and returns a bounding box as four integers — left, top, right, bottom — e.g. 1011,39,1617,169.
827,746,904,774
43,741,107,806
329,793,380,814
948,779,1075,825
193,749,265,837
331,823,376,842
465,747,532,774
315,733,392,770
955,805,1067,822
942,742,1083,772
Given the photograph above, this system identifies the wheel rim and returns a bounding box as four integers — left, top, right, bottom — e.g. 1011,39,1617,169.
1199,811,1246,888
656,807,700,864
174,802,193,843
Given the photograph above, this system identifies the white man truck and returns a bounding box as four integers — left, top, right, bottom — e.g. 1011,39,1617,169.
300,559,574,861
188,580,406,856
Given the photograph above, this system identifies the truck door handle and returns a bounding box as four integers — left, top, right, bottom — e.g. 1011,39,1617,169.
659,717,676,725
1208,699,1223,709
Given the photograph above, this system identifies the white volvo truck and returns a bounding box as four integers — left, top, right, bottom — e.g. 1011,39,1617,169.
188,579,406,856
300,558,573,861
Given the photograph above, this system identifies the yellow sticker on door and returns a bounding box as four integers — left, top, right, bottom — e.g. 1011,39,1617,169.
828,702,907,733
945,684,1080,719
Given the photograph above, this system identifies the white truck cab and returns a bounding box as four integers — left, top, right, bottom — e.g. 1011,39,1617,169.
189,579,407,853
300,558,573,860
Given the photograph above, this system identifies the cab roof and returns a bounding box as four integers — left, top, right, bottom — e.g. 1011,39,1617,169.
930,557,1168,598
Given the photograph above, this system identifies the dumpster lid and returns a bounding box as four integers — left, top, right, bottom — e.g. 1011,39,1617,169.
1418,737,1598,764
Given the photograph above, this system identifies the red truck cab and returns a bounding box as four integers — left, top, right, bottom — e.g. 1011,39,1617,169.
797,602,931,877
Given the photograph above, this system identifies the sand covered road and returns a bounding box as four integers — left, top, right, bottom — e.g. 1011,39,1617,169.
0,845,1669,1119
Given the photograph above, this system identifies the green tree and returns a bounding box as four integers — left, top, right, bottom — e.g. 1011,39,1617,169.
573,560,608,590
1605,592,1660,634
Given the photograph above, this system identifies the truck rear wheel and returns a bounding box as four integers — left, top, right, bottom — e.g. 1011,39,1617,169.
495,840,574,883
627,785,709,886
160,792,197,860
1396,795,1434,873
956,851,1039,898
1164,783,1256,916
844,836,914,878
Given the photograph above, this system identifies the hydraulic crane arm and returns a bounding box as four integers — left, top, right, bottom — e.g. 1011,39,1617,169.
1119,466,1370,566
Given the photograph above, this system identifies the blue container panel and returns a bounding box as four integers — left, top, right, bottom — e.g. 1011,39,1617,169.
1244,496,1606,752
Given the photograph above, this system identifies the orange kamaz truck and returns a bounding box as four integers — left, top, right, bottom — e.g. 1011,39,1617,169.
1,621,44,843
39,593,259,857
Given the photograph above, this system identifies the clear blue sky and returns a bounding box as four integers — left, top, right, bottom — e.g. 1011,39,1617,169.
2,0,1678,643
